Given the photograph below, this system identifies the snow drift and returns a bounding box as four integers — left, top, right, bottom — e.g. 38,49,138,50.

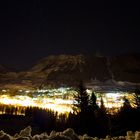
0,126,140,140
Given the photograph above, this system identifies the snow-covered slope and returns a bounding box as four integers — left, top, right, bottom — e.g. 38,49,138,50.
0,53,140,87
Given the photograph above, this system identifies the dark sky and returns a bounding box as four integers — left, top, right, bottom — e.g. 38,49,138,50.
0,1,140,70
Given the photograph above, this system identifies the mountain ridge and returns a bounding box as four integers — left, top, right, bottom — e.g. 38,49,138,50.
0,53,140,87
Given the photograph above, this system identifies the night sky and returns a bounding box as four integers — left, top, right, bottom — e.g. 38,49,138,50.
0,1,140,70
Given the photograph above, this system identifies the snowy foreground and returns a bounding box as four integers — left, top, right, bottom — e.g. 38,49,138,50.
0,126,140,140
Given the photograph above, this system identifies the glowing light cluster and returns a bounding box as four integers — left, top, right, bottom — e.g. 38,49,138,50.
96,92,136,113
0,89,136,115
0,94,73,114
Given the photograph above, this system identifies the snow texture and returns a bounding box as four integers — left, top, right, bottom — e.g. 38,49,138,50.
0,127,140,140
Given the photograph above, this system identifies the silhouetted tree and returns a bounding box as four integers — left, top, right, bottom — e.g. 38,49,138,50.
122,96,132,109
100,97,107,115
73,81,96,135
74,81,89,114
89,92,99,111
96,96,109,137
117,96,136,132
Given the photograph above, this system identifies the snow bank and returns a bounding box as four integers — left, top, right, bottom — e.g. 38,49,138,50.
0,127,140,140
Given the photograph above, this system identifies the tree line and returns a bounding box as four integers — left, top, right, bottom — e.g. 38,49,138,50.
0,82,140,137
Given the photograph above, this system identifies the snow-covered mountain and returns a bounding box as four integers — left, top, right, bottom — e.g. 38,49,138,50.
17,55,111,87
0,53,140,88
